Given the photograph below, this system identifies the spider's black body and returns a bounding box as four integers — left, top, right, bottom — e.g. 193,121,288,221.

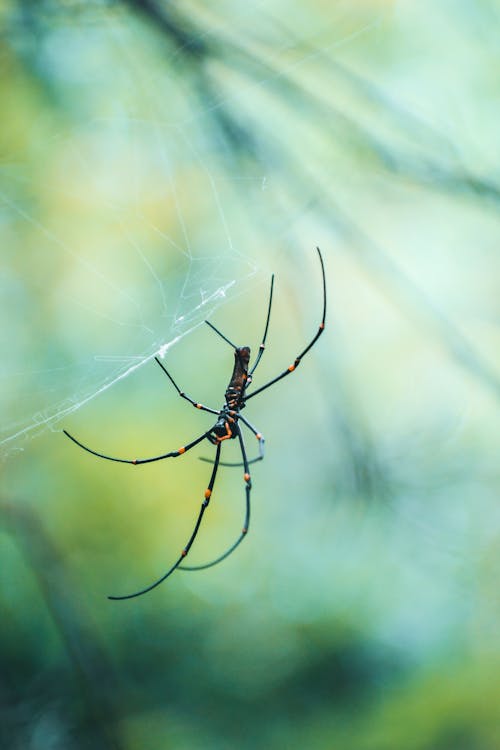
209,346,251,442
210,410,238,442
63,248,326,600
208,346,250,445
225,346,250,410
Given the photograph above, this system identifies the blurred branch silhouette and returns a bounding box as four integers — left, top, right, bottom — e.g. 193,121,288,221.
2,501,121,750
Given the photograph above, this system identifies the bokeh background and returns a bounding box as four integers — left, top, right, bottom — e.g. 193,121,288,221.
2,1,500,748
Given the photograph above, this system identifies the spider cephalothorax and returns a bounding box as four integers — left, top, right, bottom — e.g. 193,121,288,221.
64,247,326,600
210,409,239,442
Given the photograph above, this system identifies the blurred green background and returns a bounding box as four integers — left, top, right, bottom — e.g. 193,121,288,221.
2,1,500,748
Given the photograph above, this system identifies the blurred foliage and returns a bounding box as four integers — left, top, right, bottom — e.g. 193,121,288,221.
2,0,500,748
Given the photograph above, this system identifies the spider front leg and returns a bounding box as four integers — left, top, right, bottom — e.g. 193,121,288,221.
248,273,274,379
154,357,219,415
245,246,326,403
108,442,222,600
64,357,222,464
63,427,212,465
180,426,252,572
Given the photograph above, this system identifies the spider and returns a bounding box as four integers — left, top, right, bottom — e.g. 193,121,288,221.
64,247,326,600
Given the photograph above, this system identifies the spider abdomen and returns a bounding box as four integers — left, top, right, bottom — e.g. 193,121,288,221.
224,345,250,408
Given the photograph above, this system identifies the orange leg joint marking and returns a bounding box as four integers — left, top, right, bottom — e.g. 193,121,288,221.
256,433,262,440
288,364,295,372
204,489,212,499
178,446,186,454
132,459,138,465
319,322,325,330
244,473,251,482
196,403,202,409
181,549,187,557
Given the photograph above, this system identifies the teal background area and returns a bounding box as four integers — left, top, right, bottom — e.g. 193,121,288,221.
1,2,500,748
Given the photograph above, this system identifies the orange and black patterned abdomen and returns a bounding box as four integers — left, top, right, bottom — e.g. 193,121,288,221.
225,346,251,409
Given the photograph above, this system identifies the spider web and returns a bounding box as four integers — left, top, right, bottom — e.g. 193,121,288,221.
0,125,262,458
0,11,264,458
0,1,387,459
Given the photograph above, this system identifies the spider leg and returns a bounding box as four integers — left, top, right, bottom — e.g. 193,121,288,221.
245,246,326,402
63,428,211,465
205,320,238,349
155,357,220,415
199,414,264,467
108,442,222,600
180,427,251,572
248,273,274,379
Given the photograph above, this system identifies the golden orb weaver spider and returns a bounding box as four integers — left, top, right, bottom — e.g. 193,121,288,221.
64,247,326,600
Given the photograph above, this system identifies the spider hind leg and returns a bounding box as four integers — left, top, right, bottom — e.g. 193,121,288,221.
180,428,252,572
107,442,223,600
